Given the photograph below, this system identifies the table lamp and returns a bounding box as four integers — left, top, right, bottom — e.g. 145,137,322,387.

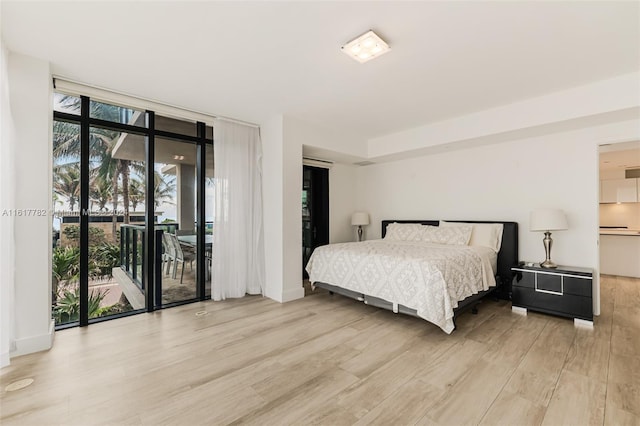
351,212,370,242
530,209,568,268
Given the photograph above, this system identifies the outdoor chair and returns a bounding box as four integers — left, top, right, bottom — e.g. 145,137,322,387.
167,233,196,284
161,232,177,276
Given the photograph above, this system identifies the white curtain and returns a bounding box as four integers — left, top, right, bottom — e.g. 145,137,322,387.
212,119,265,300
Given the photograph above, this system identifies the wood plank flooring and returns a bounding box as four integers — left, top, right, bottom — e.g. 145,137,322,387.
1,275,638,425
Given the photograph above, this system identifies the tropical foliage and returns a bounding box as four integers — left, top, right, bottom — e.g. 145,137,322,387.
53,286,108,324
89,175,113,212
90,243,121,278
53,164,81,211
53,96,145,239
53,96,177,239
53,285,130,324
51,243,126,324
153,171,177,208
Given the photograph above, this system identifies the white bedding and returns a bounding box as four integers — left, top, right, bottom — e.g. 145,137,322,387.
305,239,497,334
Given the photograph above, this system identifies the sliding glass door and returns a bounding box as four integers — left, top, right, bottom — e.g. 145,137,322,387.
154,136,199,306
52,93,212,328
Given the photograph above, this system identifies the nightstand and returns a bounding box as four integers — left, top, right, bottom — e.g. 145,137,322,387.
511,264,593,326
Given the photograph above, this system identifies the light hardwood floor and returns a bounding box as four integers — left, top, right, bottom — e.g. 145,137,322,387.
1,275,638,425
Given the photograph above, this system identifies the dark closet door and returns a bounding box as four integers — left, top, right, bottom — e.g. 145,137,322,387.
302,166,329,278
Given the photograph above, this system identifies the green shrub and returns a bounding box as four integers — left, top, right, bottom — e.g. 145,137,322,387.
53,285,114,324
52,246,80,283
62,225,106,247
90,243,120,278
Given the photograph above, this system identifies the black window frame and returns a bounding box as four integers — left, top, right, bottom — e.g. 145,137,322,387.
53,94,213,328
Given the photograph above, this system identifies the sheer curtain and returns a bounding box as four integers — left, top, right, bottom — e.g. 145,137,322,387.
212,119,265,300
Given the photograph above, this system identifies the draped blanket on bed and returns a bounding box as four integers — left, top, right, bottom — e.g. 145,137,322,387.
305,240,496,334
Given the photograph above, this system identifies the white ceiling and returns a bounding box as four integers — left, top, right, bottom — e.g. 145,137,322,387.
2,1,639,140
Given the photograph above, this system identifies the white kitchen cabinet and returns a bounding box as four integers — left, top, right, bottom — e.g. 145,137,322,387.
600,234,640,278
600,178,638,203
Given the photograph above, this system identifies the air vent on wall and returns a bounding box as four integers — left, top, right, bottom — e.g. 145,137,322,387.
626,169,640,178
303,157,333,169
354,160,375,166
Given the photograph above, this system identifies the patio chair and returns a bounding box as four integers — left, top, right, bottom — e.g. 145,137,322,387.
161,232,177,276
205,249,212,282
167,233,196,284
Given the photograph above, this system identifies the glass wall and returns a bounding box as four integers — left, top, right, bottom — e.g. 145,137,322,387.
205,143,214,298
154,137,199,305
52,119,81,326
52,93,212,328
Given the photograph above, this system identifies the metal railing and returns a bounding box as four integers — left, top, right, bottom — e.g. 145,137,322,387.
120,222,180,290
120,224,146,289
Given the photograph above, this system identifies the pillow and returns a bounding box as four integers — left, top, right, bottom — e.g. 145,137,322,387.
384,223,426,241
421,224,472,246
440,221,504,252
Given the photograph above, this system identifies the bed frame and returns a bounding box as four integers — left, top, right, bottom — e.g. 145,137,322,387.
314,219,519,330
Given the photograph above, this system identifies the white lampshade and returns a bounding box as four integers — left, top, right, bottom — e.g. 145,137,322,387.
530,209,568,232
351,212,370,226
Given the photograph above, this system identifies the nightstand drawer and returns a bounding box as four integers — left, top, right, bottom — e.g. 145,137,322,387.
512,270,592,297
537,274,561,294
563,276,592,297
512,270,534,289
512,287,593,320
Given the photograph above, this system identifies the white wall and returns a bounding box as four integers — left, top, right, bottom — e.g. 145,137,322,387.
356,118,640,316
329,163,358,243
261,115,285,302
281,119,305,302
0,39,16,368
286,116,367,159
7,52,54,357
600,203,640,229
257,116,362,303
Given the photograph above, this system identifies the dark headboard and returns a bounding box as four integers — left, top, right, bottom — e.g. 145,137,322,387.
381,220,519,300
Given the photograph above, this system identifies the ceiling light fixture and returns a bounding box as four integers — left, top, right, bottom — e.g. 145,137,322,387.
342,30,390,63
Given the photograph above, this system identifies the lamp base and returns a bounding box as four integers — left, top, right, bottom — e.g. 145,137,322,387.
540,260,558,268
540,231,558,268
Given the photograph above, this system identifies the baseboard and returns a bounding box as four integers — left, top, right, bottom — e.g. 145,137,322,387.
1,350,10,368
11,319,55,358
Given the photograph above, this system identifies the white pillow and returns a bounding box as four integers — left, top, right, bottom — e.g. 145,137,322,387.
440,221,504,252
421,224,472,246
384,223,426,241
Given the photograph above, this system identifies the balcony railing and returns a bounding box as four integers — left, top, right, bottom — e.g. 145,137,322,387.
120,223,180,289
120,224,146,289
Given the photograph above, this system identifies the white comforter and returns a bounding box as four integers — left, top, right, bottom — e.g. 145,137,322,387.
305,240,497,334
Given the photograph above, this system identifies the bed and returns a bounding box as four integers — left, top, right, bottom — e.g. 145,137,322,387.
305,220,518,333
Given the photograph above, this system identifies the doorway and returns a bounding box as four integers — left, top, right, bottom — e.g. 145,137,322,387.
598,141,640,279
302,165,329,278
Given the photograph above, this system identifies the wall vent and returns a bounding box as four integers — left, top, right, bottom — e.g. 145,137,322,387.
354,161,375,166
625,168,640,178
303,157,333,169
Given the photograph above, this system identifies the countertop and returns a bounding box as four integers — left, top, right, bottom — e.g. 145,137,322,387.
599,228,640,236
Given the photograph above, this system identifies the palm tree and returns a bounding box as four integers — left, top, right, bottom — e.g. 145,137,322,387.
89,175,113,212
53,164,80,211
154,171,177,208
129,178,144,212
53,96,141,241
